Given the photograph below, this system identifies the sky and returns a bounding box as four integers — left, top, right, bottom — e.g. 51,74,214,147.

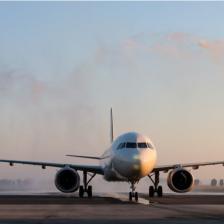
0,2,224,189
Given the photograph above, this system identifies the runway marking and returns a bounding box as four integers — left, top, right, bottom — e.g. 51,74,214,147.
105,193,150,205
138,196,150,205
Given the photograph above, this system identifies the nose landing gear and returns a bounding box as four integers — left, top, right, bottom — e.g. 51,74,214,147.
129,182,138,202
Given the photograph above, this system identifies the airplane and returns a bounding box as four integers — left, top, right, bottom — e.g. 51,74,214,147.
0,108,223,202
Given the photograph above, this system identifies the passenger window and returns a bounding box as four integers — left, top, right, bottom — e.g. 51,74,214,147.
126,142,137,148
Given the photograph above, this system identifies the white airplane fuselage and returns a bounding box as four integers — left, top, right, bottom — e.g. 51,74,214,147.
100,132,157,182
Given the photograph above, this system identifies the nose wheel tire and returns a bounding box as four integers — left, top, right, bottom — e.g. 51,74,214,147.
129,192,138,202
129,192,132,201
134,192,138,202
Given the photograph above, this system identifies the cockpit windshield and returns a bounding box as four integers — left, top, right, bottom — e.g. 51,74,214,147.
137,142,148,148
117,142,153,149
126,142,137,148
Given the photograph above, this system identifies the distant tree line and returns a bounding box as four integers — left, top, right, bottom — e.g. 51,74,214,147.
211,179,224,186
194,179,224,186
0,179,32,191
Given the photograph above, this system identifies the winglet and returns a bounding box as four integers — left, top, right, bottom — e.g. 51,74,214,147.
110,108,114,143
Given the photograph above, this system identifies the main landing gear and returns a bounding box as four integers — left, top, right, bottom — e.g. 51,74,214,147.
148,171,163,197
79,171,96,198
129,182,138,202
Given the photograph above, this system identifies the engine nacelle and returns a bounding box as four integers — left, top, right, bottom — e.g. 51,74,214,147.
55,167,80,193
167,168,194,193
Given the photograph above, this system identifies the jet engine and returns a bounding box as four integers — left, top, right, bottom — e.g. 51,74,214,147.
55,167,80,193
167,168,194,193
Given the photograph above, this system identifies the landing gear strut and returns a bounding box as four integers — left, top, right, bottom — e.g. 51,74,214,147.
148,171,163,197
79,171,96,198
129,182,138,202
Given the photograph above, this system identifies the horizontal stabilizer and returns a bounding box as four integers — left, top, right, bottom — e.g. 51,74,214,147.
66,155,101,160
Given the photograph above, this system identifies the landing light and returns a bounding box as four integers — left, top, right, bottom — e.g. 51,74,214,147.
133,164,140,170
133,155,140,160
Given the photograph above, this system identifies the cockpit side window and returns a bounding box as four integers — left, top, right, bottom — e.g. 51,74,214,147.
117,142,126,149
126,142,137,148
147,142,153,149
117,143,121,149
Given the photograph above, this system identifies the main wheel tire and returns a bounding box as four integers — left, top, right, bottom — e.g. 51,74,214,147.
87,185,92,198
134,192,138,202
129,192,132,201
79,186,84,198
157,186,163,197
149,186,154,197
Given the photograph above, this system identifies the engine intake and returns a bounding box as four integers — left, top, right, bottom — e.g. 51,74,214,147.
167,168,194,193
55,168,80,193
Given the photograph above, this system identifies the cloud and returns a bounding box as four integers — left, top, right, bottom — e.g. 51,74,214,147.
198,39,224,50
0,70,47,103
116,32,224,67
198,39,224,62
167,32,190,42
122,38,140,50
2,32,224,112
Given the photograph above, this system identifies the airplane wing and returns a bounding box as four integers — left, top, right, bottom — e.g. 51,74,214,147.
0,159,104,175
153,161,224,173
66,155,101,160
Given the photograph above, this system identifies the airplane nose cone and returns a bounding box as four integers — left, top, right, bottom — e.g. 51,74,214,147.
138,149,157,177
113,149,156,180
113,149,140,179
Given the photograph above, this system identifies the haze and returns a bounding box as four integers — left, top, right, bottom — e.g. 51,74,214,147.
0,2,223,190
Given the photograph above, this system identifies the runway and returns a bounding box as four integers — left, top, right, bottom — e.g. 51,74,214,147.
0,193,223,224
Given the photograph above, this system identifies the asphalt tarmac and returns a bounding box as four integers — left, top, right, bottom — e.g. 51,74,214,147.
0,193,223,224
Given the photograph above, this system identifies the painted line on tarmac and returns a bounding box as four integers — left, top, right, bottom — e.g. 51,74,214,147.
105,193,150,205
